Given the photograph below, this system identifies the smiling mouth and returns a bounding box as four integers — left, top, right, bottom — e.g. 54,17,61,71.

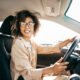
24,30,30,33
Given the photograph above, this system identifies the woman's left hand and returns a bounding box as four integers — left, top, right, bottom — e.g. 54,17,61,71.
70,36,76,42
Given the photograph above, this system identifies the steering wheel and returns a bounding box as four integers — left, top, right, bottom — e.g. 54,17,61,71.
62,38,79,62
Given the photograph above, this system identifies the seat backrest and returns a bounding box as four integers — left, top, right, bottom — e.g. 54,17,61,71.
0,33,13,80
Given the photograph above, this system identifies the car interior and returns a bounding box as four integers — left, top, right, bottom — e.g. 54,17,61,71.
0,0,80,80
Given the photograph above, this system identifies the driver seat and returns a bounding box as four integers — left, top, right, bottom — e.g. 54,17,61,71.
0,34,24,80
0,33,13,80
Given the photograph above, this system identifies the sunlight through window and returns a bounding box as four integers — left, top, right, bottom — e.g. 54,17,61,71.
35,19,79,45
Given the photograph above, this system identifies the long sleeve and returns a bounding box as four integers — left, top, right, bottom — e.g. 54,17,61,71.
11,38,42,80
36,44,61,54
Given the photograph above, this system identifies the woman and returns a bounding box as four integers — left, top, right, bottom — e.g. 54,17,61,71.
10,10,75,80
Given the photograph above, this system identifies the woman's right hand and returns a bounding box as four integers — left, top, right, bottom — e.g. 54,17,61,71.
50,62,69,75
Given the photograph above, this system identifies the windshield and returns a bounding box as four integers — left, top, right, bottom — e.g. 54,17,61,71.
35,19,80,45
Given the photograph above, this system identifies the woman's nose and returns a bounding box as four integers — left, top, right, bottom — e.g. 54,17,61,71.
25,25,29,29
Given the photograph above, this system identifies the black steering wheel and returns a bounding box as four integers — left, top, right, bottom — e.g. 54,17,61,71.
62,38,79,62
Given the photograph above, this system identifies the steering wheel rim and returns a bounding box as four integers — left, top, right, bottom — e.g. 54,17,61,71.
62,39,79,62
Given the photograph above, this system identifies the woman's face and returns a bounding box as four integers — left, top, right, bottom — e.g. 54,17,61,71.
20,17,34,39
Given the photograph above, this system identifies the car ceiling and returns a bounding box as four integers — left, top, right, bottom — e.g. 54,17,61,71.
0,0,80,34
0,0,69,21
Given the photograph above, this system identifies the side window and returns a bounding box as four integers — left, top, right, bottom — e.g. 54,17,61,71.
0,22,3,27
65,0,80,22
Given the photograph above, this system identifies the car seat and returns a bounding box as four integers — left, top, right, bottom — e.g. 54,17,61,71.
0,34,24,80
0,34,13,80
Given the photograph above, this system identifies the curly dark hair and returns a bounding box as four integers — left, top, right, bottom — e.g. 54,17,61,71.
0,15,15,35
11,10,39,36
